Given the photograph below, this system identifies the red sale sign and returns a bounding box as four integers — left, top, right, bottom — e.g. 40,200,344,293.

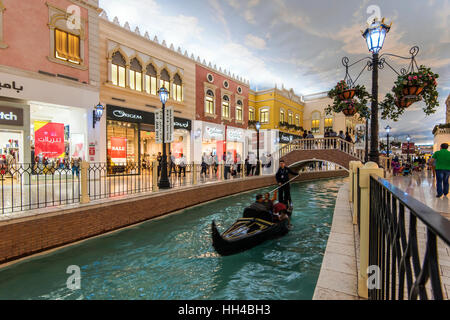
34,122,65,158
110,137,127,163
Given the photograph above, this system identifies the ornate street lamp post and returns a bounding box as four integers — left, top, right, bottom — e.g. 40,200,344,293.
385,125,391,168
362,18,391,164
93,102,105,128
158,87,171,189
255,121,261,176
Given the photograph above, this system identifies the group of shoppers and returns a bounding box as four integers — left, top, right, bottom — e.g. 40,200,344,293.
156,152,188,178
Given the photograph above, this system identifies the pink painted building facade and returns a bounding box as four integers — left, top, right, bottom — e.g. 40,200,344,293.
0,0,100,163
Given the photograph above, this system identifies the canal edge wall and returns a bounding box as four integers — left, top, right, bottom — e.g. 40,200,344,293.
0,170,348,265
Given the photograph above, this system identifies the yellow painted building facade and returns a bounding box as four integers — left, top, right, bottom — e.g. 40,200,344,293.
248,87,304,137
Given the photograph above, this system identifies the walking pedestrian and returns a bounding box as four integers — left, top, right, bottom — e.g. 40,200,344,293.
168,152,176,177
156,152,162,177
431,143,450,198
178,153,187,177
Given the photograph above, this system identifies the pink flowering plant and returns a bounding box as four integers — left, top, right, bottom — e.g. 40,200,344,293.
326,80,371,119
380,65,439,121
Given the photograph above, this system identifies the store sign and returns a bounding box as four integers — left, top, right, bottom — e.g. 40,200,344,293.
252,132,265,149
35,122,65,158
0,106,23,126
227,128,244,142
106,105,154,124
204,126,224,140
165,106,174,143
278,132,299,144
110,137,127,162
0,81,24,94
174,118,191,130
402,142,415,154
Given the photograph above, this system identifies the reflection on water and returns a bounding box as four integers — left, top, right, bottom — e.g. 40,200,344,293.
0,178,346,300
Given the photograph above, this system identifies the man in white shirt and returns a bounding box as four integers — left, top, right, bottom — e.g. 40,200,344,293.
178,153,187,177
224,152,234,180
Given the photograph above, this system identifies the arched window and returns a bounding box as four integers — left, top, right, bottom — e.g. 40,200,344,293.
236,100,243,121
288,111,293,125
295,114,300,126
222,95,230,118
129,58,142,91
260,109,269,123
172,74,183,102
111,51,126,88
311,111,321,133
205,89,215,114
324,117,333,131
249,107,255,121
280,109,285,123
160,69,170,91
145,64,157,95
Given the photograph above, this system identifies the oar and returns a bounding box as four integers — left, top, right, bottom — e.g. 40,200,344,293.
269,173,300,194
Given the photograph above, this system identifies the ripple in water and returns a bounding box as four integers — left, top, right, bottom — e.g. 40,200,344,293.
0,178,346,300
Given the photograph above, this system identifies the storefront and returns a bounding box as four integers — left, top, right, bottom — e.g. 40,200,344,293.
226,126,245,162
0,105,26,165
106,105,191,173
201,122,225,160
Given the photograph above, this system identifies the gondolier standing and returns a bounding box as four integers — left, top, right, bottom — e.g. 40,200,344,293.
275,160,298,206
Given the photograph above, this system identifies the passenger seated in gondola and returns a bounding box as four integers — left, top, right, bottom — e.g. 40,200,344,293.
272,202,291,226
244,194,273,222
263,190,277,212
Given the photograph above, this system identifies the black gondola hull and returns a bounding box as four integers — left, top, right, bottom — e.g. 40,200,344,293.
212,218,290,256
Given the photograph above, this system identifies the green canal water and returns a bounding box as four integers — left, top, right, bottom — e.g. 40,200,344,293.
0,178,346,300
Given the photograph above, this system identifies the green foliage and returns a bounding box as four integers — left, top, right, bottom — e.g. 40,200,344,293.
380,65,439,122
326,80,371,120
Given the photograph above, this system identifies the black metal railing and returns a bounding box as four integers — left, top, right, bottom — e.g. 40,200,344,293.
369,175,450,300
0,163,80,214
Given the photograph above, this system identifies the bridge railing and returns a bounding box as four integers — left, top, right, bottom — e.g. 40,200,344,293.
279,137,365,161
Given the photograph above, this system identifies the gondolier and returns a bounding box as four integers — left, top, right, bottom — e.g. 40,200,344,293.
275,160,298,206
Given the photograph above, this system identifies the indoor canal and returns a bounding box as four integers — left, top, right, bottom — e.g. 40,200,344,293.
0,177,346,300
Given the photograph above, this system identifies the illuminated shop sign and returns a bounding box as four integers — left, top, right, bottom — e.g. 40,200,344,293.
107,105,154,124
0,106,24,126
204,126,224,140
174,118,191,130
227,128,244,142
279,132,300,143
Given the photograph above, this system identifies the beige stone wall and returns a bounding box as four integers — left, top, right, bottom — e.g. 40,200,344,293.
304,95,365,137
98,18,196,120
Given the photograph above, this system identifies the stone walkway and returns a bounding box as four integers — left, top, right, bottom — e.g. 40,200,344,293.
314,174,450,300
313,183,361,299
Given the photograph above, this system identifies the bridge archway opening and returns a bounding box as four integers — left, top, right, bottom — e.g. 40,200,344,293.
288,159,349,173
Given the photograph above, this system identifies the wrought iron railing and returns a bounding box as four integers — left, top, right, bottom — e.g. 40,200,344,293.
369,175,450,300
0,163,80,214
278,137,365,161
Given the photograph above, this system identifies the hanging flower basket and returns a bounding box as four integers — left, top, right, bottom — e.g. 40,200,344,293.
338,89,357,100
394,97,415,108
402,85,424,97
380,65,439,121
342,100,357,116
326,81,371,120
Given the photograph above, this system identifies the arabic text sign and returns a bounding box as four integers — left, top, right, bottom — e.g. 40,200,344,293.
35,122,65,158
110,137,127,162
0,80,24,94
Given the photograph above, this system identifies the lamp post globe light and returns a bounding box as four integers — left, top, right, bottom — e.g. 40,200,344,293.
362,18,391,165
255,121,261,176
158,87,171,189
93,102,105,128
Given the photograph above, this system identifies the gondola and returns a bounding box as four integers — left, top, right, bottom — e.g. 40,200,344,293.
211,205,293,256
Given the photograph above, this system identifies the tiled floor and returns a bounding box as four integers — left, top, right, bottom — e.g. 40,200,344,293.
387,170,450,219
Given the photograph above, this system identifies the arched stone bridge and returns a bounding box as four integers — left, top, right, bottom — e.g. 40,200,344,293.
278,138,365,171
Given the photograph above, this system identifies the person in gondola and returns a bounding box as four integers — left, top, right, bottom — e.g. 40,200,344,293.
247,194,273,222
275,160,298,206
263,190,277,212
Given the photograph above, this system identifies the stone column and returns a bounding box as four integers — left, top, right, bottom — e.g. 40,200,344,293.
357,162,383,299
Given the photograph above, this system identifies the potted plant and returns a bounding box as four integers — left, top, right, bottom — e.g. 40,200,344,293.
326,81,371,119
380,65,439,121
